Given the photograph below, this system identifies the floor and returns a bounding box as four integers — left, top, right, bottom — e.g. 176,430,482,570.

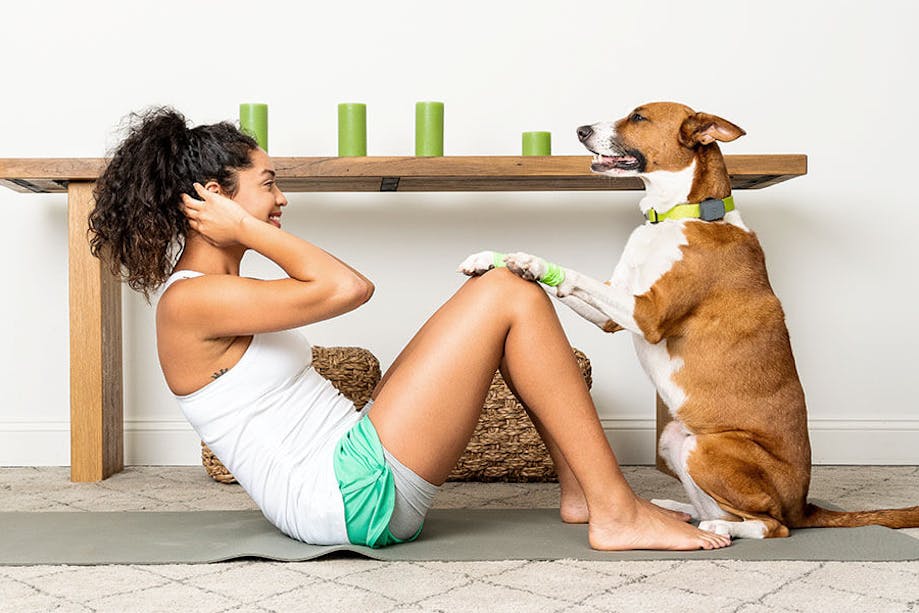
1,465,917,613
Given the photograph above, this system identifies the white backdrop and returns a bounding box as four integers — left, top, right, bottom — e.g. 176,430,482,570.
1,0,916,465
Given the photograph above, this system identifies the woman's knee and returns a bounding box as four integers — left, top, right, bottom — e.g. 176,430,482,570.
466,267,551,313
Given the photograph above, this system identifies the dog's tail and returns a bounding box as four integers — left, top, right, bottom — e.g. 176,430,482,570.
791,503,919,529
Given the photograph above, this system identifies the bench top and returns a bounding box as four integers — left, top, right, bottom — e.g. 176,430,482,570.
0,155,806,193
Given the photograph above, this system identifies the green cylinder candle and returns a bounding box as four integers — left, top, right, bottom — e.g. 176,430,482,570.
239,103,268,151
415,101,444,157
338,103,367,156
522,131,551,156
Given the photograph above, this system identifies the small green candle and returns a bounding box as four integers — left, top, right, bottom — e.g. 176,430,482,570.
415,101,444,157
338,103,367,156
239,103,268,151
522,131,551,156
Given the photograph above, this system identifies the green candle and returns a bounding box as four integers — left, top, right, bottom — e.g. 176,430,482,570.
239,103,268,151
415,101,444,156
522,131,551,156
338,103,367,156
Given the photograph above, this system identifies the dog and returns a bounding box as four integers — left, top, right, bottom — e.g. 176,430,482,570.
459,101,919,538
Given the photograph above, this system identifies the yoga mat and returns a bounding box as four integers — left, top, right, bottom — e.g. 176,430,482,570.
2,509,917,566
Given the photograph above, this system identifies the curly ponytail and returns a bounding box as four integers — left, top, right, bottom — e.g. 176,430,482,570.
88,107,258,300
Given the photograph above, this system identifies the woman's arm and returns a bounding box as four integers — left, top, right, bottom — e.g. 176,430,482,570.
235,212,373,296
159,185,373,339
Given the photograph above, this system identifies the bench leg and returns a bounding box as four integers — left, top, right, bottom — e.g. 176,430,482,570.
68,181,123,481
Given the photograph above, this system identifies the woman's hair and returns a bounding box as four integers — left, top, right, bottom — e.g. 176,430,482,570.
88,107,258,300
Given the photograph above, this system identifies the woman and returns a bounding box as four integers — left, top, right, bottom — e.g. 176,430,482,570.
89,107,730,551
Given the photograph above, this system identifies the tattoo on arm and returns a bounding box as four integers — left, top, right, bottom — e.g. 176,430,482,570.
211,368,229,380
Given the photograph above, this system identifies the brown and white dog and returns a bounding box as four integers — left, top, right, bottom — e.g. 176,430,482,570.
460,101,919,538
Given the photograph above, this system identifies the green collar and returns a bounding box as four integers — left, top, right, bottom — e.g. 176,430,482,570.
645,196,735,224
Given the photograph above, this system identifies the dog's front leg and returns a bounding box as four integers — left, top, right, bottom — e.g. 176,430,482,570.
561,270,641,335
552,290,624,333
459,251,624,333
504,252,642,335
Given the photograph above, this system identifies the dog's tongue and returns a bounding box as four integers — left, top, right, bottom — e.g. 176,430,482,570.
593,154,637,170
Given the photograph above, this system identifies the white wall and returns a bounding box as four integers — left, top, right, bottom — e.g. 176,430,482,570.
1,0,916,466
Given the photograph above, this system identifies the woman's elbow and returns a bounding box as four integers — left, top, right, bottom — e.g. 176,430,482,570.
340,276,374,308
355,278,375,305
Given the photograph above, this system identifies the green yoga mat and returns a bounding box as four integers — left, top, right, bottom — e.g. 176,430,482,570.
1,509,917,566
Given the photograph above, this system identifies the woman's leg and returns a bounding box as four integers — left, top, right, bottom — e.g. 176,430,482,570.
496,360,589,523
499,365,692,525
375,307,592,524
368,268,730,551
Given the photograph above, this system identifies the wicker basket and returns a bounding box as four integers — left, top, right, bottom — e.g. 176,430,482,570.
202,345,382,484
447,348,591,482
202,346,591,484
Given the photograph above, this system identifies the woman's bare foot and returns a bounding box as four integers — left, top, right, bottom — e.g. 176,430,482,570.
560,489,590,523
588,497,731,551
561,491,691,525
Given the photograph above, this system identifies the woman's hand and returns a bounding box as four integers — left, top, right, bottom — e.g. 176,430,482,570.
181,183,253,247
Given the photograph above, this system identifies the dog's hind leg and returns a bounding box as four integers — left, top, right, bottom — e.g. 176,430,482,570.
686,436,794,538
651,499,700,520
651,421,733,523
650,421,698,517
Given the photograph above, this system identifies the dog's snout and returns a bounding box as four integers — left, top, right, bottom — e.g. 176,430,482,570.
576,125,594,143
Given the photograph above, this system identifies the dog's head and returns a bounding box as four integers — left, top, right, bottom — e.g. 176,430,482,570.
577,102,745,176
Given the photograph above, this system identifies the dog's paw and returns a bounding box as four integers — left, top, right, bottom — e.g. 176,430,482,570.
698,520,734,537
505,252,547,282
458,251,500,276
700,519,766,539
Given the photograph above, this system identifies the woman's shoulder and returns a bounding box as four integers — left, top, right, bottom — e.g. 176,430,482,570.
162,269,206,290
157,270,206,306
160,270,263,296
156,271,261,324
157,270,218,320
156,271,250,343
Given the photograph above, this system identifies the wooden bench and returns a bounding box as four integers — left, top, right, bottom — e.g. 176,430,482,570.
0,155,807,481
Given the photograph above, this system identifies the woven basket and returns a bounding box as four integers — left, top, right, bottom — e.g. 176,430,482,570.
447,348,592,482
202,346,591,484
202,345,382,484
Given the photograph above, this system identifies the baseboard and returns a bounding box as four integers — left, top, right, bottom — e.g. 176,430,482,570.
601,418,919,465
0,420,203,466
1,418,918,466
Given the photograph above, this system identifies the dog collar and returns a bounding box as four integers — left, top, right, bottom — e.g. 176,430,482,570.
645,196,735,224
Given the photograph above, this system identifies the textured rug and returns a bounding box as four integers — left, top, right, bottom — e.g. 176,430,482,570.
1,508,917,565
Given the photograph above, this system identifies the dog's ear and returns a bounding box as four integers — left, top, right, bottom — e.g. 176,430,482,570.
679,113,746,147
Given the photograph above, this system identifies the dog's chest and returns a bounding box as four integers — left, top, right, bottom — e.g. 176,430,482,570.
612,221,691,414
610,221,688,295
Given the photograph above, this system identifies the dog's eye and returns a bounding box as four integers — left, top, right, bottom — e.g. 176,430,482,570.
630,113,648,123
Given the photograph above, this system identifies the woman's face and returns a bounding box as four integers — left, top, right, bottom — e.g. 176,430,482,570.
224,148,288,228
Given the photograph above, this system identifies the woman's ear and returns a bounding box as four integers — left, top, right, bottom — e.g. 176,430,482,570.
203,180,222,194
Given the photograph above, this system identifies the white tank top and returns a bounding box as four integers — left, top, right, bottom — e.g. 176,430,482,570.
160,270,364,544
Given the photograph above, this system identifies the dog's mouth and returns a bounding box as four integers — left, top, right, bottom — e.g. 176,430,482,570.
590,153,642,172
